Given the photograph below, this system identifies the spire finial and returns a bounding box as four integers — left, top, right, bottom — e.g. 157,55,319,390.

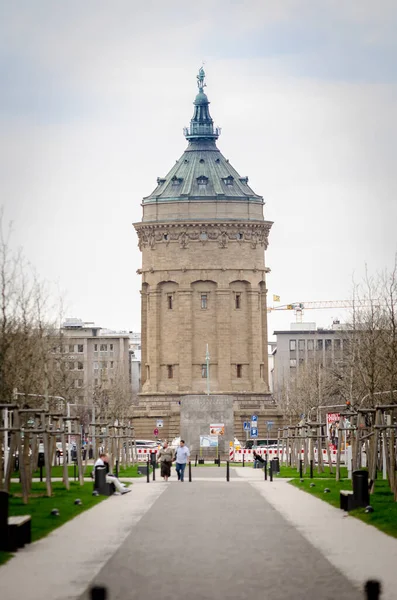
197,66,206,92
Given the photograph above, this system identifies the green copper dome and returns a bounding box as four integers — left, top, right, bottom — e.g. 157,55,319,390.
142,68,263,207
194,91,209,105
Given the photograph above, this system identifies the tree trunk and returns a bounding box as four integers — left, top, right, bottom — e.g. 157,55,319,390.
317,426,324,474
43,431,52,497
17,432,29,505
60,419,69,490
335,417,344,482
389,426,396,496
326,440,334,474
30,434,38,487
4,432,17,492
76,434,84,486
369,409,381,494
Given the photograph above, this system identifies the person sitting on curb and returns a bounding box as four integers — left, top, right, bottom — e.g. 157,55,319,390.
94,453,131,495
253,449,266,469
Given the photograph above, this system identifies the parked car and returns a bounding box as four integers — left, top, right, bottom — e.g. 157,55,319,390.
55,442,71,457
133,439,158,449
244,438,278,449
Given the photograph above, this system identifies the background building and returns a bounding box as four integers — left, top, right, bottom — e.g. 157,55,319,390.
60,318,130,406
272,321,350,393
133,69,282,447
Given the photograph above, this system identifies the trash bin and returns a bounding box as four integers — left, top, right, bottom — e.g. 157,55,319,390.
37,453,45,468
150,452,157,466
272,457,280,474
352,470,369,507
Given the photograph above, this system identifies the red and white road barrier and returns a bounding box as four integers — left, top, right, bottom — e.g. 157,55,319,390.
133,448,158,461
229,447,235,461
232,447,346,464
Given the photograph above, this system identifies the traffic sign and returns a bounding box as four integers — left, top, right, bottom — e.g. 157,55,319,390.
251,415,258,422
153,428,159,436
251,428,258,438
266,421,274,430
243,421,250,431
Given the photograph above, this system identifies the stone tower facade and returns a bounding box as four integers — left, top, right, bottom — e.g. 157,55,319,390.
133,69,281,445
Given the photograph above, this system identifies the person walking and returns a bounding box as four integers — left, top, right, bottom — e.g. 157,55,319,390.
175,440,190,482
156,441,174,482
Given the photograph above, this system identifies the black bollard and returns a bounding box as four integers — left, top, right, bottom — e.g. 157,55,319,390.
115,460,119,478
226,460,230,482
195,454,198,467
147,459,150,483
269,461,273,482
242,453,245,467
40,464,43,482
189,461,192,482
264,460,267,480
90,586,107,600
299,459,303,479
74,461,77,481
365,580,381,600
152,459,156,482
218,457,221,467
310,460,313,479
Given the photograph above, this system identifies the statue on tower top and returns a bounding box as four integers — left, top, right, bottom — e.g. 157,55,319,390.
197,66,206,92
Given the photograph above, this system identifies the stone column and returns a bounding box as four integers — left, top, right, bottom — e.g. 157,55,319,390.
140,286,148,388
247,288,261,392
261,284,270,391
216,288,231,391
248,288,263,392
178,288,193,392
146,288,160,392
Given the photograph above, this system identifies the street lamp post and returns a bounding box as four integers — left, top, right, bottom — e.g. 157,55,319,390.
206,344,210,396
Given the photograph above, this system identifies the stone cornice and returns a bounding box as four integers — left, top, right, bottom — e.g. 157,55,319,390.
134,220,273,250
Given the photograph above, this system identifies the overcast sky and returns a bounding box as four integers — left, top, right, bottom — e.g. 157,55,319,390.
1,1,396,339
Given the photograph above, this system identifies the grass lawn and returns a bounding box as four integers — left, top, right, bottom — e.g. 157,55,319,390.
290,476,397,539
0,481,108,566
279,465,348,479
10,464,145,480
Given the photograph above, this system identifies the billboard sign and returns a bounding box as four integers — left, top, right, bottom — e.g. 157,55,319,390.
210,423,225,436
200,435,219,448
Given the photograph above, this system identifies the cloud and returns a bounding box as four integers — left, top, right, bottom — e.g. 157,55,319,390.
0,1,396,334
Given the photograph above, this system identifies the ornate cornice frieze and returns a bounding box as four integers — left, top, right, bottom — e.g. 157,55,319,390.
134,221,273,250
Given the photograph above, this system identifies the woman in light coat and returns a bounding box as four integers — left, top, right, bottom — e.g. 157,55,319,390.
156,441,174,482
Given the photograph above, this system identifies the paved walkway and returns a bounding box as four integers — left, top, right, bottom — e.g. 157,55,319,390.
1,467,396,600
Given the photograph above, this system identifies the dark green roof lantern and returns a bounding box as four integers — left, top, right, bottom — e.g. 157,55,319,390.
183,67,221,142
